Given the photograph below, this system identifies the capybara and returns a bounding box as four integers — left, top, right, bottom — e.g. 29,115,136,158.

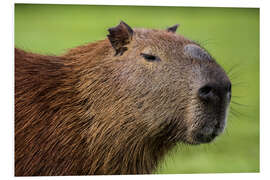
15,21,231,175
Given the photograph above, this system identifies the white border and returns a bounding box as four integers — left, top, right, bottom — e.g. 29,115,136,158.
14,0,261,8
2,0,269,180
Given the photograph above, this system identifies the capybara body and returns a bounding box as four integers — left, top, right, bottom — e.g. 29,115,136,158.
15,22,231,175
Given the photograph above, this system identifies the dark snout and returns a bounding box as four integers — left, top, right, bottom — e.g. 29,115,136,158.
195,80,231,143
198,82,231,103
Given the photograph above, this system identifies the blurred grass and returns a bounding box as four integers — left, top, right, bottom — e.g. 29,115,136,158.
14,4,259,174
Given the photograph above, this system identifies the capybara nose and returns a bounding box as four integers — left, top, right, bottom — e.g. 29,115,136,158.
198,82,231,102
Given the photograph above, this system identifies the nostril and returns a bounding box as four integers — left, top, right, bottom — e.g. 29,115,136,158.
198,84,215,101
199,85,212,95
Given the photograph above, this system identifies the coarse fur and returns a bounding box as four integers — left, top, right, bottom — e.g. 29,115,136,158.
15,22,231,176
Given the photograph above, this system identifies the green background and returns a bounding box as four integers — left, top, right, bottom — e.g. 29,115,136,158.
15,4,260,174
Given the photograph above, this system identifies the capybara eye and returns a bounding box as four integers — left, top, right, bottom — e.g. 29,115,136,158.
140,53,160,62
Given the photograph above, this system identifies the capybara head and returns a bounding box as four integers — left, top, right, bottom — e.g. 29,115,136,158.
106,21,231,145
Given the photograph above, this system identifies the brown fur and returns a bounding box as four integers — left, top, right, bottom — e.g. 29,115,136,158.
15,23,230,176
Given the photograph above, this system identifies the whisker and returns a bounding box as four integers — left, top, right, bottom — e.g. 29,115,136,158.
231,95,244,99
225,64,247,87
231,81,248,87
226,62,242,76
230,106,249,118
229,73,244,81
231,101,250,107
229,110,240,119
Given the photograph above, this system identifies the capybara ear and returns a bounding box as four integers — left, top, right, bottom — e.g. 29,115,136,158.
107,21,133,56
167,24,179,33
